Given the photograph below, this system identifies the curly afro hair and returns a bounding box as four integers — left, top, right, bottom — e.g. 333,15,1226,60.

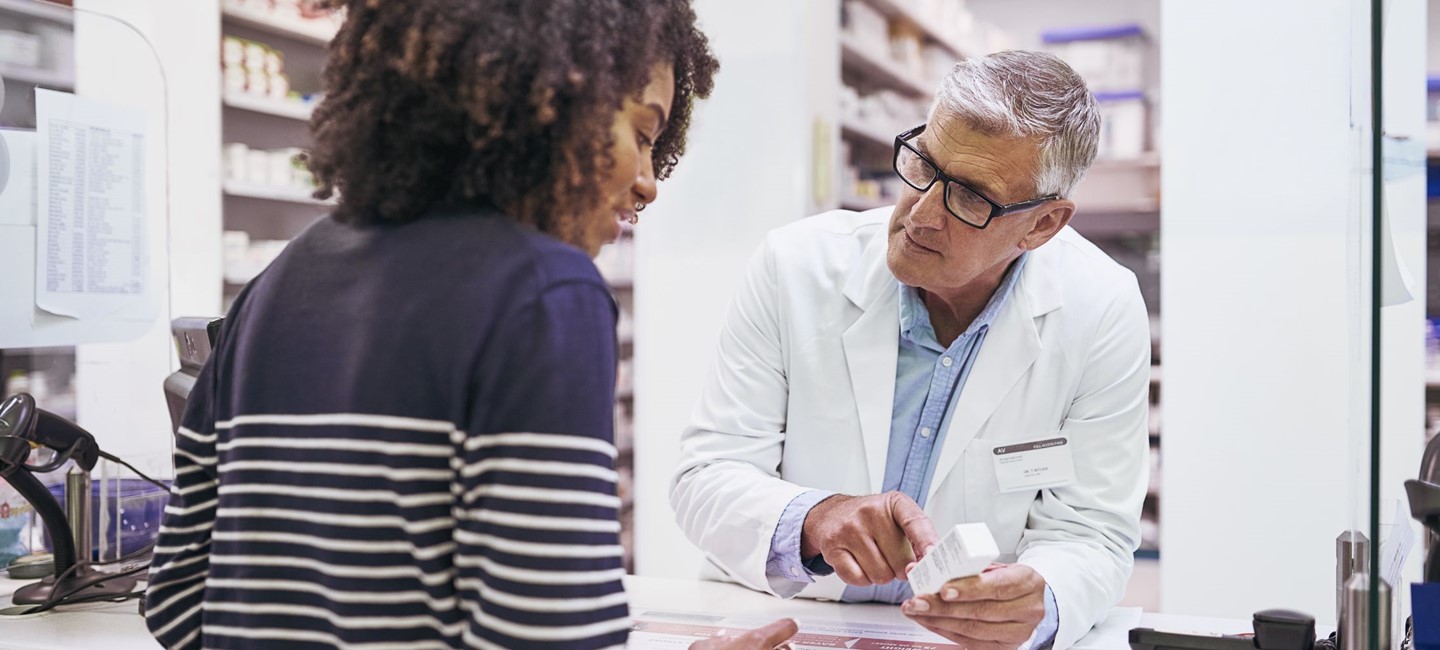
307,0,718,242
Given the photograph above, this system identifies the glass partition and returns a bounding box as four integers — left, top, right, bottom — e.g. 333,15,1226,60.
0,0,169,574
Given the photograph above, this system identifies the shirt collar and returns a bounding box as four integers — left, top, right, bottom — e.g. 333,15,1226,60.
898,252,1030,351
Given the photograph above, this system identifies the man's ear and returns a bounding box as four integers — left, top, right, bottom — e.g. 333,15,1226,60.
1019,200,1075,251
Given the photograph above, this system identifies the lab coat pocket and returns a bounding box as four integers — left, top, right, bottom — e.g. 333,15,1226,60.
961,433,1056,558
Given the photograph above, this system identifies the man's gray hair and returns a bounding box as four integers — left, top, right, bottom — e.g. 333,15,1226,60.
931,50,1100,199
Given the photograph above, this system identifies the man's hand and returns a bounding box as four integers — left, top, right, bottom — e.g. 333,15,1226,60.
800,491,939,587
901,564,1047,650
690,618,799,650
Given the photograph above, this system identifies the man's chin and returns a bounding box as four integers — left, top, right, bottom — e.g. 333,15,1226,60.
885,245,921,287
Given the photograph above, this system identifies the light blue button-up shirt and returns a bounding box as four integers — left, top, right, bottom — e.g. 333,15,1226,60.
764,253,1059,647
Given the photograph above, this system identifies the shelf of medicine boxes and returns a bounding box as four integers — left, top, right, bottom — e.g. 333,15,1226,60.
840,196,892,212
840,33,931,99
841,118,897,151
224,180,334,206
221,3,339,46
0,0,73,26
0,62,72,91
1065,155,1161,237
854,0,967,61
223,91,316,121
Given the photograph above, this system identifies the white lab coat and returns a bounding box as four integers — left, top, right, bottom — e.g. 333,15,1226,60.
670,208,1151,650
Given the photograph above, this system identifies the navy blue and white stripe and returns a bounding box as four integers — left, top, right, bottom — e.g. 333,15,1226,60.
145,208,626,649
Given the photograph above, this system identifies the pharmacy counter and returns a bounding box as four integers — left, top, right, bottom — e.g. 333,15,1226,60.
0,575,1258,649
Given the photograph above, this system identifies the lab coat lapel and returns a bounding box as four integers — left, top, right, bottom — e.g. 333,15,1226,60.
841,232,899,495
925,248,1062,505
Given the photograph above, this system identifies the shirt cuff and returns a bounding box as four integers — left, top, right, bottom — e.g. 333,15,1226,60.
1028,584,1060,650
764,489,836,583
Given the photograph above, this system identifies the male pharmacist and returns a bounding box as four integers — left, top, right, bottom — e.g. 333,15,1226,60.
671,50,1150,650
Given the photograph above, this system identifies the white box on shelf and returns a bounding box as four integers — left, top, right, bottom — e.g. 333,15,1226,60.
33,24,72,78
244,149,271,186
269,74,290,100
224,142,250,183
889,33,923,81
224,66,247,95
243,40,268,71
222,230,251,284
843,0,888,52
1095,91,1148,160
223,35,245,67
0,29,41,68
1042,24,1147,93
268,148,301,187
922,42,955,86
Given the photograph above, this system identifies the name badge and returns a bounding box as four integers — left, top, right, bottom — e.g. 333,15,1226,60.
991,436,1077,493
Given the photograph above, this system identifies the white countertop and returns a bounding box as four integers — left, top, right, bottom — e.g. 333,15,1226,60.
0,575,1257,649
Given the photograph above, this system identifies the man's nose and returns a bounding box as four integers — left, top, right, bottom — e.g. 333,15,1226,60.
908,184,949,230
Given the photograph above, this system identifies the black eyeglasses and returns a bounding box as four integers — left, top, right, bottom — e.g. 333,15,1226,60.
893,124,1058,229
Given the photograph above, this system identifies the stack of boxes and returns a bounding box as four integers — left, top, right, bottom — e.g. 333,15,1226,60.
223,142,316,193
225,0,344,34
222,231,290,285
0,21,74,80
1043,24,1151,160
223,34,294,104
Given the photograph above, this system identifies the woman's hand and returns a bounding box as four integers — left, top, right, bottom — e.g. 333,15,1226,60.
688,618,799,650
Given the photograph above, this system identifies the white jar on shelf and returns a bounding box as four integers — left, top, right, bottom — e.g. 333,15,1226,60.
1042,24,1147,94
223,230,252,284
224,143,251,183
0,30,41,69
1094,91,1148,160
842,0,888,53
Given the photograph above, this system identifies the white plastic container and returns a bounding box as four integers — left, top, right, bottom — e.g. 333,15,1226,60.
1095,91,1148,160
0,30,41,69
223,143,250,183
1042,24,1147,94
843,0,888,53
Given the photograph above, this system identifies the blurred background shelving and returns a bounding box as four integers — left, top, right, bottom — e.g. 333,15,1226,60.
0,0,77,431
218,0,338,308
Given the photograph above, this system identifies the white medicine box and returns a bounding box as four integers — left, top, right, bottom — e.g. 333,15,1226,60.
1095,91,1149,160
1042,24,1147,94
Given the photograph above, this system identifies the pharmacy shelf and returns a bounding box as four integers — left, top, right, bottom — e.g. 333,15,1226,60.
221,3,337,46
1427,370,1440,389
840,34,930,98
1084,198,1161,215
840,195,892,212
2,346,75,357
840,118,896,150
223,91,314,121
857,0,968,60
224,181,334,206
0,63,72,90
1091,153,1162,171
0,0,73,25
1069,207,1160,238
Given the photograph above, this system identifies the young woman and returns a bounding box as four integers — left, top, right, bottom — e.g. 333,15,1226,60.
144,1,793,648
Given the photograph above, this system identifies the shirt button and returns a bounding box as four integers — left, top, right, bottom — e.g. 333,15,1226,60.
941,357,953,367
920,427,932,438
